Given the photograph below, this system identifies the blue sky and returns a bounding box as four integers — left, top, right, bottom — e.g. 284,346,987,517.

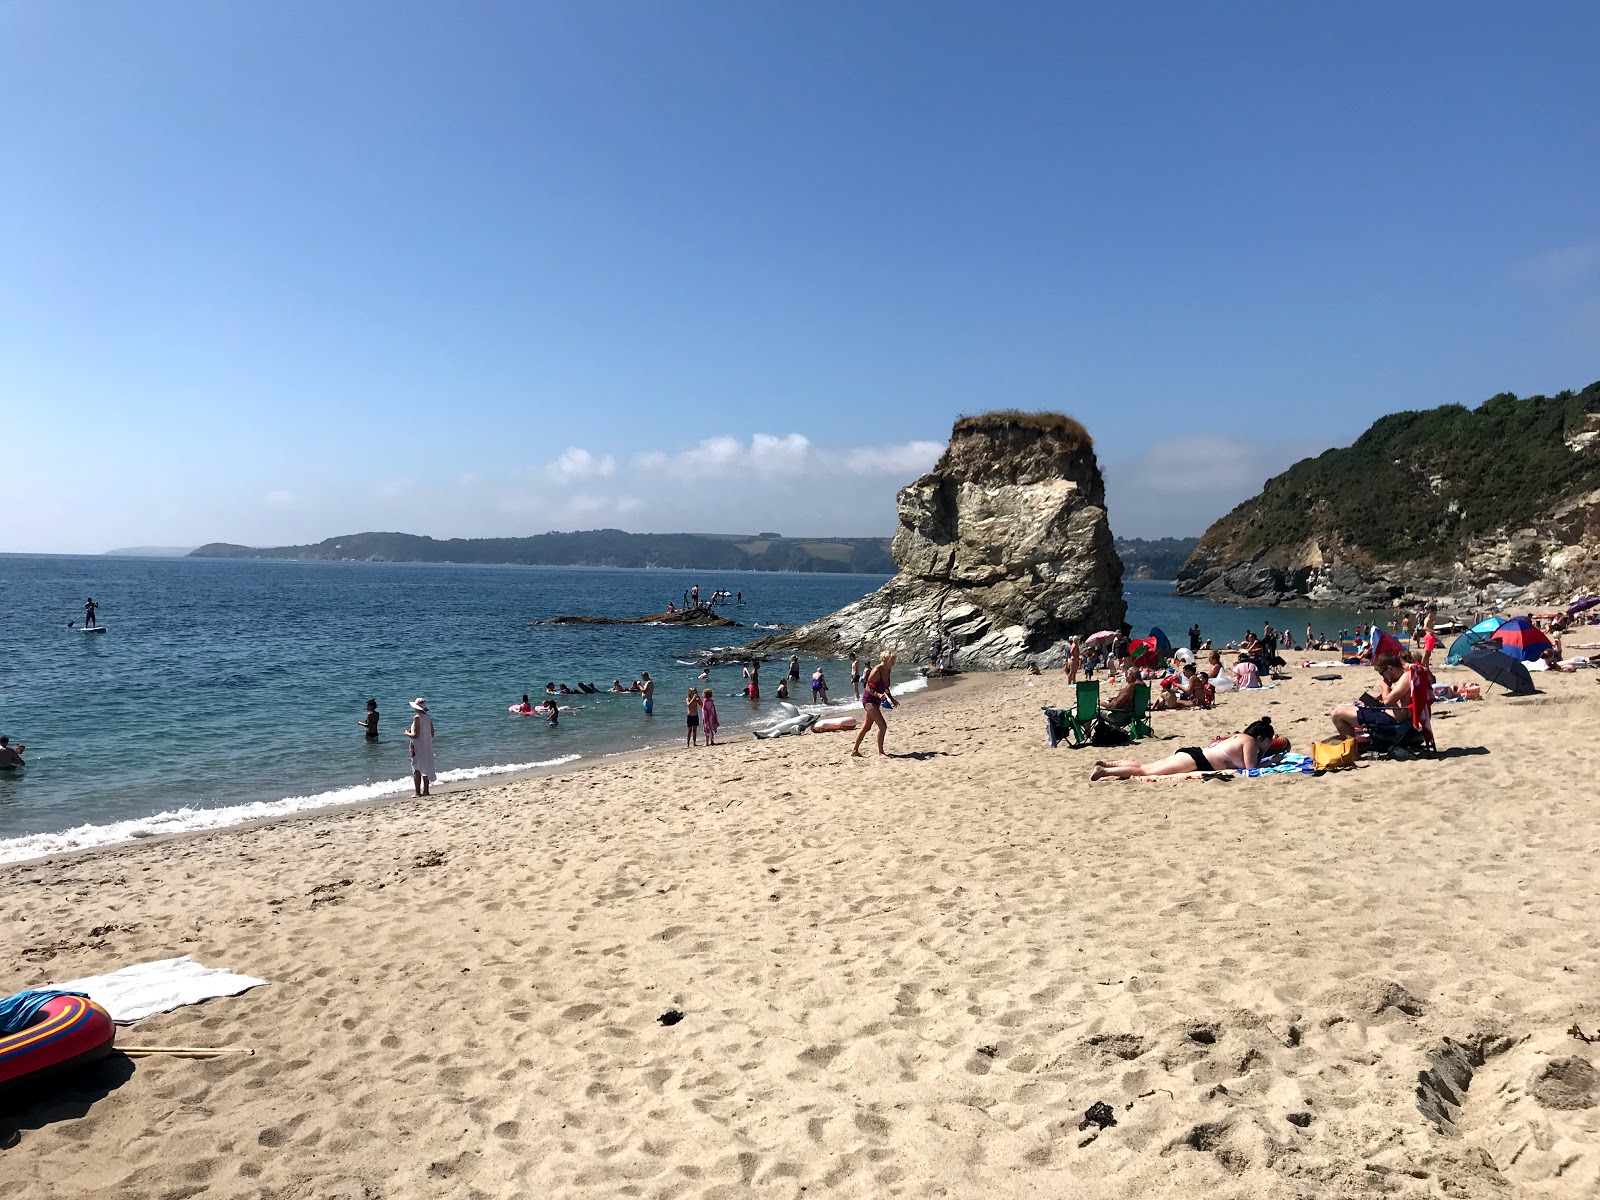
3,1,1597,553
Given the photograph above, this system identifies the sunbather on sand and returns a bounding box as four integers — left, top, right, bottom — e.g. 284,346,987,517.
1091,719,1284,780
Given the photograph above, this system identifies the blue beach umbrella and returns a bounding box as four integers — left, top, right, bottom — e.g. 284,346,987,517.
1149,627,1172,654
1446,617,1504,666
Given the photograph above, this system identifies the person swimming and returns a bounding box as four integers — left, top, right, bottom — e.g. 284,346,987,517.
517,694,534,714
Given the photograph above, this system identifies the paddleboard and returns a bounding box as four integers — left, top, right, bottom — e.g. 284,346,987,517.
80,626,107,634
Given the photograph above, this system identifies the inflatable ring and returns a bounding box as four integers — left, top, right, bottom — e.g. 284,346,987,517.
0,995,116,1094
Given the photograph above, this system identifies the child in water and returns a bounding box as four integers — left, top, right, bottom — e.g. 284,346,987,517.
686,687,701,748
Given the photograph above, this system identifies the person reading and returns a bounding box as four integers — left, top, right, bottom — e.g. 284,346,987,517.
1330,653,1413,740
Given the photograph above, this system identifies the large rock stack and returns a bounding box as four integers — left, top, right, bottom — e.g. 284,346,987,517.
746,412,1125,669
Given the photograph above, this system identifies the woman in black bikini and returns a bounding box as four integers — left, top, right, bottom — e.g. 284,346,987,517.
1090,718,1285,780
851,652,896,758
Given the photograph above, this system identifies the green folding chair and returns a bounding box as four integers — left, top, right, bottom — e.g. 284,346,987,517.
1064,680,1099,747
1127,683,1154,741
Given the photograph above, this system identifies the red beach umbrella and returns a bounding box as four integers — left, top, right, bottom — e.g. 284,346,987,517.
1488,616,1553,662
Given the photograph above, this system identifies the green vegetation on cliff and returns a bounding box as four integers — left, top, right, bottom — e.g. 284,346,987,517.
191,529,895,574
1192,382,1600,567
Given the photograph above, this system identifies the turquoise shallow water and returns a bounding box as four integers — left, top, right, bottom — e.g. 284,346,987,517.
0,557,1390,860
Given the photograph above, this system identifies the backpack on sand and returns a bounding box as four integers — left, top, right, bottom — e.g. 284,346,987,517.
1089,719,1131,747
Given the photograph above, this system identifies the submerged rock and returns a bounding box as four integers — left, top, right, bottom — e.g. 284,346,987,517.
741,412,1126,669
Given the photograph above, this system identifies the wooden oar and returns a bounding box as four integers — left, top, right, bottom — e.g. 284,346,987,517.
121,1046,255,1058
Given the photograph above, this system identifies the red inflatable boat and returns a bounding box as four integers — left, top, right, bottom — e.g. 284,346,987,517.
0,995,116,1093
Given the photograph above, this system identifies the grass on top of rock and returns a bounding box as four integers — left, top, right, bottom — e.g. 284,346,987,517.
951,411,1092,447
1190,382,1600,566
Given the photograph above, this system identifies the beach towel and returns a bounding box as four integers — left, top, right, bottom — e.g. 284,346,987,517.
1406,662,1436,752
1126,753,1313,782
1236,753,1315,777
51,956,266,1024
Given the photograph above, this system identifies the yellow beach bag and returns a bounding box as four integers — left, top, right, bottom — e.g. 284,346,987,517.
1312,738,1358,772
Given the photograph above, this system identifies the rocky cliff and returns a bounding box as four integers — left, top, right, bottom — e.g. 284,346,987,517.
1176,383,1600,610
742,412,1126,669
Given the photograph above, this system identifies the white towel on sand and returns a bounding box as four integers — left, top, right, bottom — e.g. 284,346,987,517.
53,955,266,1024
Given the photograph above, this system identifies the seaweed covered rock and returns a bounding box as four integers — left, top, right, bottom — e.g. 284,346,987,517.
745,412,1125,669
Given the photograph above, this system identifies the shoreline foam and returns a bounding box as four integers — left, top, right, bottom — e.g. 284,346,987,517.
0,676,940,867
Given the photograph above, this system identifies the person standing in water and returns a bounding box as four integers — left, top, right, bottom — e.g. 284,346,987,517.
405,698,436,796
357,698,380,738
788,654,800,683
849,651,861,700
83,597,99,629
640,672,654,714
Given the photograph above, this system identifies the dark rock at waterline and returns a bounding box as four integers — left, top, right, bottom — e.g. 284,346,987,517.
533,610,742,628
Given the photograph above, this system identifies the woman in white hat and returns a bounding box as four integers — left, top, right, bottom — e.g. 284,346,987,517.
405,698,436,796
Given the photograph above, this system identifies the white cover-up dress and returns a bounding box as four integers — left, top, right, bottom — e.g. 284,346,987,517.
409,712,436,782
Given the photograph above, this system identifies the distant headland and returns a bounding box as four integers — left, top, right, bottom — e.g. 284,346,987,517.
188,529,1191,579
191,530,895,573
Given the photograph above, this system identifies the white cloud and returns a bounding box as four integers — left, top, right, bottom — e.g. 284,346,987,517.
1105,435,1335,538
543,447,617,483
837,441,945,476
624,433,939,482
1517,239,1600,290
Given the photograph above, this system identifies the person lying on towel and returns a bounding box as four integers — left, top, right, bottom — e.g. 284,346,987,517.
1330,653,1412,740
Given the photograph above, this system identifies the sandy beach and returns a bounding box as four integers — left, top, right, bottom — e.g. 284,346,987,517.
3,665,1598,1198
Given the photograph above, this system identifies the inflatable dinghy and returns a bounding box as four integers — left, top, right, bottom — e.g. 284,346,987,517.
0,994,116,1096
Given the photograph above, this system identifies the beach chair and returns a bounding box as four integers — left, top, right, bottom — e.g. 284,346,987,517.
1065,681,1099,747
1127,683,1154,741
1042,681,1098,748
1339,637,1363,665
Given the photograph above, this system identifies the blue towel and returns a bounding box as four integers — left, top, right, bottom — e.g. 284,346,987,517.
1235,753,1315,778
0,988,89,1035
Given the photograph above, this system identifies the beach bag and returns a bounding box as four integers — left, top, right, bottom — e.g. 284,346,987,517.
1089,719,1131,747
1312,738,1358,772
1457,683,1481,700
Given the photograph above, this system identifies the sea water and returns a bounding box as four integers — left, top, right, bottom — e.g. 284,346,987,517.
0,557,1389,862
